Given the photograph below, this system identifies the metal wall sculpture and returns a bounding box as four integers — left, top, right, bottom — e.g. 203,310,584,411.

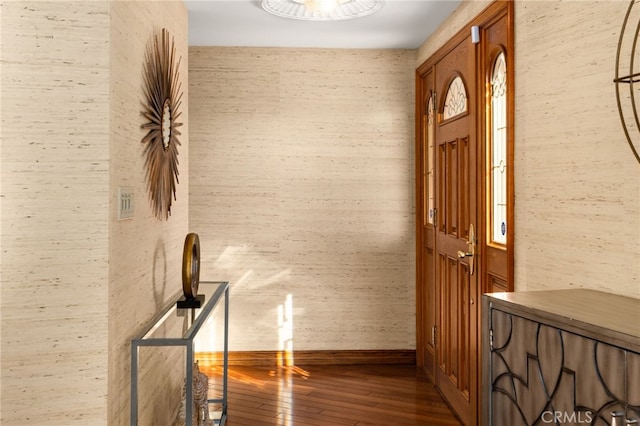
615,0,640,164
141,28,184,220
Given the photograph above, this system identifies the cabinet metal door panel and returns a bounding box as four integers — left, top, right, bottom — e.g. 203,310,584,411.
489,308,640,425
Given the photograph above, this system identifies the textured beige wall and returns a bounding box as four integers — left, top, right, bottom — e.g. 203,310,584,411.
0,2,110,424
419,0,640,298
109,2,188,425
189,47,417,351
0,1,188,424
513,1,639,297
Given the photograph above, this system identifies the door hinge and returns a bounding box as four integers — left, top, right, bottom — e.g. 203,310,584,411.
489,329,494,351
431,325,437,346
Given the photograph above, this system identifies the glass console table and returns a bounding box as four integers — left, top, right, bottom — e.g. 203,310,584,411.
131,281,229,426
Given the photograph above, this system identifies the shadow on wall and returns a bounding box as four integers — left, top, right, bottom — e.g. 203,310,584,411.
195,230,413,354
153,238,169,312
196,244,297,353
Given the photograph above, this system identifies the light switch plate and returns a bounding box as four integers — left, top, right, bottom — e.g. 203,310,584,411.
118,187,134,220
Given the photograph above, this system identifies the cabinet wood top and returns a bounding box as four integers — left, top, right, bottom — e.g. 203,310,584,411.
484,289,640,350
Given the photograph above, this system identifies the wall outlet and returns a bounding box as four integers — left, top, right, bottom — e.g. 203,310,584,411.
118,187,134,220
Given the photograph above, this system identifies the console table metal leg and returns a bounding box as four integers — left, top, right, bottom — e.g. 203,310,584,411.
186,343,194,426
223,287,229,422
131,343,138,425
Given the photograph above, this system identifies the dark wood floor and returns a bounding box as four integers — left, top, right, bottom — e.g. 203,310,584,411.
199,363,462,426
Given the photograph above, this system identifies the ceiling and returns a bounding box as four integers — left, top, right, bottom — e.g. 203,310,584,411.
186,1,461,49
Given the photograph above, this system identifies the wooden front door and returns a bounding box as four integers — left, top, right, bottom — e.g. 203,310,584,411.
433,34,478,426
415,3,514,425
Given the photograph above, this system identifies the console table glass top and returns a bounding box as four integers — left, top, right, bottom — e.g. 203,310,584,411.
136,281,229,342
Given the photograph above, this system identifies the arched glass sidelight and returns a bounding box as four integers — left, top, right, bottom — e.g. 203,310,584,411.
489,52,507,246
442,76,467,120
425,95,436,225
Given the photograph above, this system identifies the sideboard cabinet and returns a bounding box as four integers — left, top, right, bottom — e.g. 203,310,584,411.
482,290,640,425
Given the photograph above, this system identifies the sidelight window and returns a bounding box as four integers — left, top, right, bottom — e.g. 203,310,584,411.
489,52,507,246
425,95,436,225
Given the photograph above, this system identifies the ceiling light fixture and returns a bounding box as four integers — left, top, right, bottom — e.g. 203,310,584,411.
261,0,383,21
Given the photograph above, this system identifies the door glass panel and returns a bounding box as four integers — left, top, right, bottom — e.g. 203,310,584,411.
425,95,436,225
443,76,467,120
490,52,507,246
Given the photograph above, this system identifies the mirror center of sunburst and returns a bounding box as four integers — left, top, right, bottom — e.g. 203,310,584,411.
161,98,172,150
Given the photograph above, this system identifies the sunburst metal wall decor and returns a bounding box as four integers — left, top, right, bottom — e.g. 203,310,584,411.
141,28,183,220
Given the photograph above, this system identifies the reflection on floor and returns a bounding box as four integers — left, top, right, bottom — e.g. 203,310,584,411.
198,363,462,426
